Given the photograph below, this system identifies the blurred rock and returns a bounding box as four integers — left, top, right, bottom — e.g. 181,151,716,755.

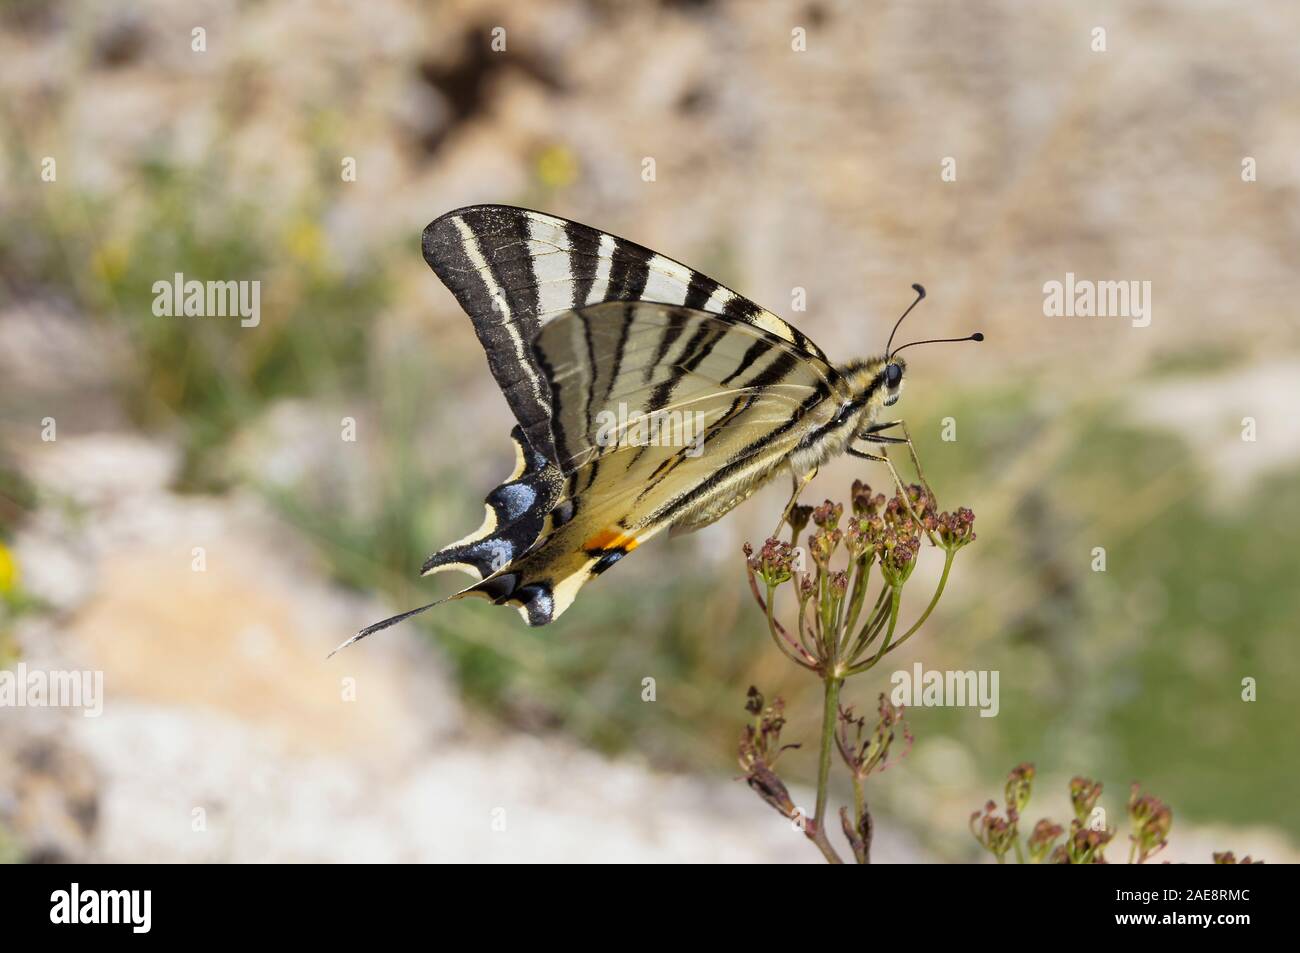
1129,359,1300,504
0,717,100,863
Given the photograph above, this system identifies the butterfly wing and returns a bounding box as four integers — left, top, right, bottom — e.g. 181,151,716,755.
537,300,840,473
340,215,844,649
456,302,844,625
422,205,830,464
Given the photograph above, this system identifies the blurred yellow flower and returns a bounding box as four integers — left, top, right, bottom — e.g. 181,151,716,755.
91,240,129,284
286,220,328,269
0,541,19,594
535,144,578,190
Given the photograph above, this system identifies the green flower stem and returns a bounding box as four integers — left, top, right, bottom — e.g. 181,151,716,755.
796,596,815,657
748,570,815,669
847,586,901,676
817,572,835,658
766,609,806,667
882,547,956,656
843,556,874,635
874,588,902,663
812,674,844,854
849,587,896,662
832,582,846,654
848,585,891,659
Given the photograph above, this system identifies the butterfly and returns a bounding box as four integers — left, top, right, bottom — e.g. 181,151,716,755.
331,205,981,654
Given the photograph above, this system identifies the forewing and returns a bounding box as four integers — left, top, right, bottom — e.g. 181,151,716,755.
422,205,830,463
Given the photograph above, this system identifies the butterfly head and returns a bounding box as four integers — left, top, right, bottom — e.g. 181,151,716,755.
874,283,983,407
882,357,906,406
835,355,907,418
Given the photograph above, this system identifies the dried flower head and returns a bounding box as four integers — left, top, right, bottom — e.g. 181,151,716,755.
738,687,801,820
878,528,921,583
786,503,814,542
746,537,797,588
1005,762,1036,815
1128,784,1172,863
836,694,913,780
1064,819,1114,864
970,800,1019,861
843,516,874,561
935,507,977,550
809,525,843,569
1212,851,1262,864
811,499,844,530
740,475,977,864
976,767,1253,865
1069,776,1104,823
1027,818,1065,863
850,480,886,518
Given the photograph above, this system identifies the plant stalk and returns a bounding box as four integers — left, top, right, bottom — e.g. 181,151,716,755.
813,674,843,836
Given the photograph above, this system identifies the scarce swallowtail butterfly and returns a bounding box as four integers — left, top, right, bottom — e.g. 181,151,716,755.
332,205,981,655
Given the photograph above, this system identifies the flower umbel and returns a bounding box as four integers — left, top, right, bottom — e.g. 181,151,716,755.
973,765,1258,864
836,694,912,781
1127,784,1172,864
737,687,801,820
970,801,1020,862
1069,776,1105,823
1005,762,1036,815
1026,818,1065,863
739,475,977,864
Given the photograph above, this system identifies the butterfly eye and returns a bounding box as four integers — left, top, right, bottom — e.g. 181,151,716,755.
885,363,902,387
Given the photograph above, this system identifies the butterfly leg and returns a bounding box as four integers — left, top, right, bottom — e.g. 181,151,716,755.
774,466,817,540
860,419,939,511
846,443,933,539
860,420,908,444
846,444,909,496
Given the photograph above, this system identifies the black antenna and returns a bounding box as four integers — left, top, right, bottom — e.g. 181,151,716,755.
885,283,927,358
890,331,984,357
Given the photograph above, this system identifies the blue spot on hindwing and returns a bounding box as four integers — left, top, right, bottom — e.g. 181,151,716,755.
494,482,537,522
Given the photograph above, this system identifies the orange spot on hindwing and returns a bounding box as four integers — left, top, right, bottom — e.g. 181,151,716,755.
582,528,640,554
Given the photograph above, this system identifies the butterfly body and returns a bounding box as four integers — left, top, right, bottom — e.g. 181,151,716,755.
337,205,971,652
796,357,904,472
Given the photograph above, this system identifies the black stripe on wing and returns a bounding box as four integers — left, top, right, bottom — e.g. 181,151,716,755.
422,205,831,466
423,207,556,460
532,301,842,478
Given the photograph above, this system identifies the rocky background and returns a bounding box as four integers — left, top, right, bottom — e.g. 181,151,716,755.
1,0,1297,862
